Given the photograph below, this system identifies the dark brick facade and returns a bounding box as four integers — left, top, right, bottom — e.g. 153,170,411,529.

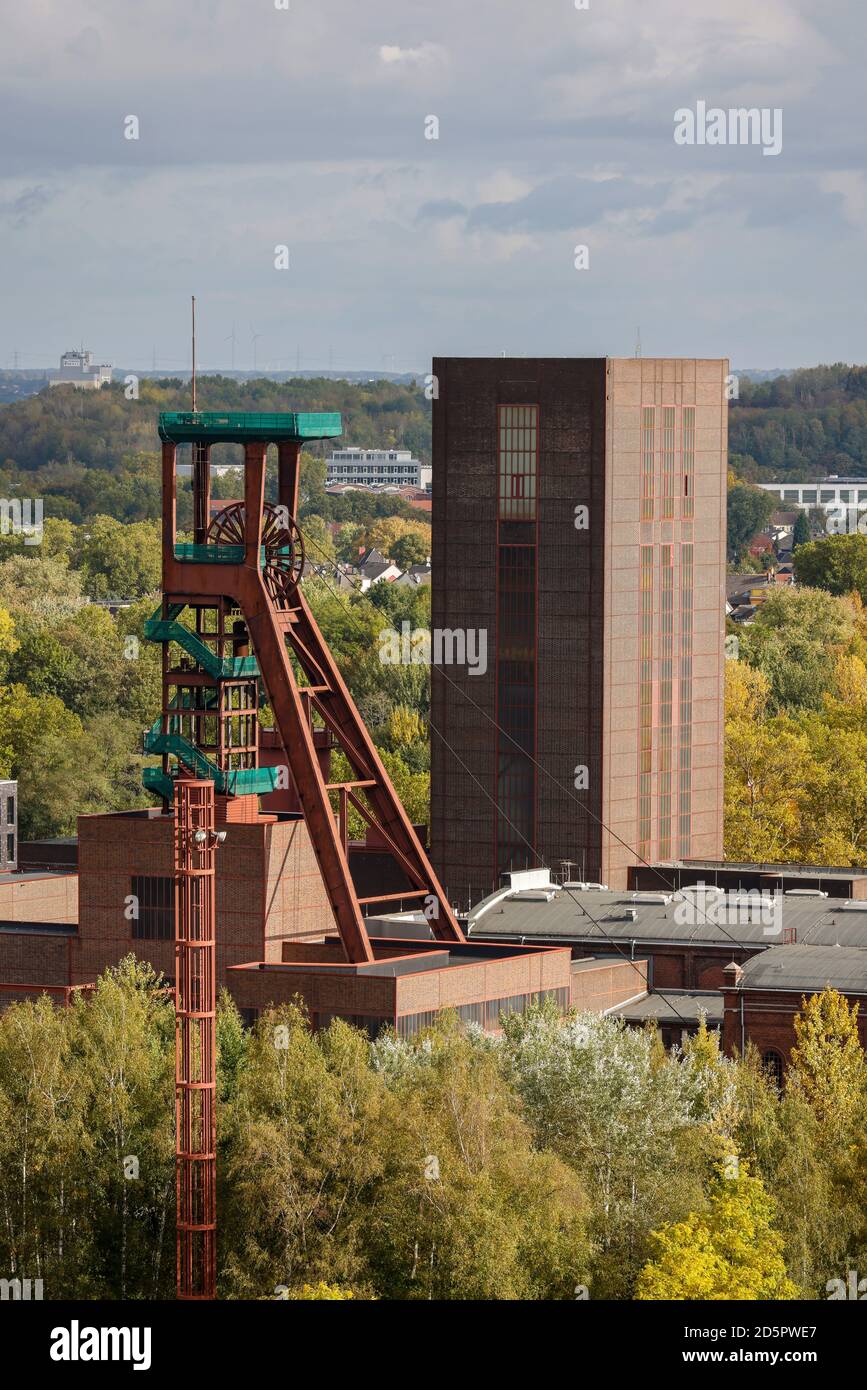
431,357,727,901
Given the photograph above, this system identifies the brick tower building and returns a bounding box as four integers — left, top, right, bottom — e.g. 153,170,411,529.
430,357,728,900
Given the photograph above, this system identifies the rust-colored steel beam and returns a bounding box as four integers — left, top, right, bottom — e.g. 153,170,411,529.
175,778,217,1301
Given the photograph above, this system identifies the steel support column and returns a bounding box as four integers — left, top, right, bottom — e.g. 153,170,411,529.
175,778,217,1300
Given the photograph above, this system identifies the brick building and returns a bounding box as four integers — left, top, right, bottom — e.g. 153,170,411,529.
722,945,867,1079
430,357,728,901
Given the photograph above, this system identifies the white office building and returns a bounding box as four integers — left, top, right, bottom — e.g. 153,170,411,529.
757,478,867,511
326,448,431,490
48,350,113,390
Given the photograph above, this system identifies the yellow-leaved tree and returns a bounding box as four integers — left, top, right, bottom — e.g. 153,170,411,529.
635,1162,798,1300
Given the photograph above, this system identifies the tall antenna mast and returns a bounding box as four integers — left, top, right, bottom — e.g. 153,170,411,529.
191,295,197,412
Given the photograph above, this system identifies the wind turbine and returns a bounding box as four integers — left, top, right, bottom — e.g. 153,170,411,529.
224,322,237,372
250,325,263,374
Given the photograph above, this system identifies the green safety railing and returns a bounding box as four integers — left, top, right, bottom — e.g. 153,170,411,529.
158,411,342,444
143,603,259,679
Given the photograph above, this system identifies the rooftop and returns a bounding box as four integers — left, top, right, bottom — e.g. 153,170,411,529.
158,411,342,445
610,989,724,1026
468,881,867,950
736,944,867,994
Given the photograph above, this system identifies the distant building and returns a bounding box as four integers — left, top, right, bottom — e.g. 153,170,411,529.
757,478,867,511
48,350,112,390
326,448,431,490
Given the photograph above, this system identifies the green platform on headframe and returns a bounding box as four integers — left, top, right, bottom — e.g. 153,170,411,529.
158,411,342,444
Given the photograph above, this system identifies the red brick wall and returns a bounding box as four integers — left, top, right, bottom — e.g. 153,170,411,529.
74,810,335,989
723,987,867,1063
0,930,70,986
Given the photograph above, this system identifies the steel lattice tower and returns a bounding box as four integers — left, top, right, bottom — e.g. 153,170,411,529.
174,778,217,1300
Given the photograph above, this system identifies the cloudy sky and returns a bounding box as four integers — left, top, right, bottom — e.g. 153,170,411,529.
0,0,863,374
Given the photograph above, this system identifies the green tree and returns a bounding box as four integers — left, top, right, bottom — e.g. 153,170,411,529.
793,533,867,603
365,1015,590,1300
72,515,161,600
727,482,777,564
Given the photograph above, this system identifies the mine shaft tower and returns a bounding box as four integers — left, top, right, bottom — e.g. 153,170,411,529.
150,411,464,963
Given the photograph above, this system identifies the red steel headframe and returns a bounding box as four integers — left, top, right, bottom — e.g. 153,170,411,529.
161,434,465,964
175,777,217,1300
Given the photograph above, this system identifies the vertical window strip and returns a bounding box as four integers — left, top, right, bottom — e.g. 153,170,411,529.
679,543,694,856
638,543,654,856
641,406,655,521
658,545,673,858
682,406,695,518
662,406,675,520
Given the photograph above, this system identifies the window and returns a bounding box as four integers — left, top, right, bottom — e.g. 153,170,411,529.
762,1049,785,1087
6,833,13,863
679,545,694,856
638,544,654,856
498,405,538,521
658,546,674,858
497,545,536,872
131,874,174,940
6,794,14,823
661,407,676,519
641,406,654,520
682,406,694,518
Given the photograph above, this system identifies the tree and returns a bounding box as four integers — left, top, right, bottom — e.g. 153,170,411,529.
0,604,18,682
299,513,335,566
793,534,867,603
0,960,175,1299
67,958,175,1298
737,586,861,712
724,663,813,861
220,1007,387,1297
727,482,777,564
789,988,866,1142
636,1163,798,1300
0,553,84,619
366,1014,590,1299
500,1004,716,1297
366,517,431,564
72,515,161,600
391,531,429,569
792,511,811,548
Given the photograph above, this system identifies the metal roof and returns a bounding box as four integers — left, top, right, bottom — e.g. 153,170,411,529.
739,944,867,994
611,990,724,1025
468,884,867,951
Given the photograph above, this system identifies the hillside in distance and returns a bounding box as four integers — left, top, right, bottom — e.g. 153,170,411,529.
729,363,867,483
0,375,431,523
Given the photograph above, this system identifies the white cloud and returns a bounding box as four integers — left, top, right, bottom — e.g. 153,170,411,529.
378,42,445,67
